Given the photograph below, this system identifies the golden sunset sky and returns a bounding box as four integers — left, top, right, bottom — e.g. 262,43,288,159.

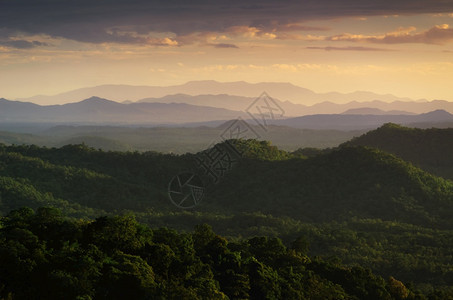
1,0,453,101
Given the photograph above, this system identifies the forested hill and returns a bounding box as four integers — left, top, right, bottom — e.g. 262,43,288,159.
0,208,421,300
1,140,453,295
1,141,452,228
344,123,453,179
209,146,453,227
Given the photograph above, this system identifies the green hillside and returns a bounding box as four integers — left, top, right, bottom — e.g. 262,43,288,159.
0,130,45,146
1,209,426,300
344,123,453,179
0,140,453,295
4,140,452,227
209,146,453,227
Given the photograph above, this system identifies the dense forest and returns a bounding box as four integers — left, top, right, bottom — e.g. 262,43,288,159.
1,127,453,298
0,208,428,299
345,123,453,179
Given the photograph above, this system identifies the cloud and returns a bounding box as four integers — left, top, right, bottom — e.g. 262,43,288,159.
327,24,453,44
276,33,326,41
149,37,178,46
173,26,277,46
306,46,396,51
0,39,49,49
222,26,279,40
211,43,239,48
274,24,330,32
2,0,453,46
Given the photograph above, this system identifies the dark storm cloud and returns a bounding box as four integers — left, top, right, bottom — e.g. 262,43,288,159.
1,0,453,45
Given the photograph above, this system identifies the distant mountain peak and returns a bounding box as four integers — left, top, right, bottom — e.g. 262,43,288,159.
420,109,452,116
83,96,110,102
75,96,120,105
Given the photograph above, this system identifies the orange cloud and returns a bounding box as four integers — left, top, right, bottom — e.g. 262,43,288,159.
306,46,395,51
224,26,278,40
327,24,453,45
276,33,326,41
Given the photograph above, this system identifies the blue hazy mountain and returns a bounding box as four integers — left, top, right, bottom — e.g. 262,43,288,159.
0,97,245,124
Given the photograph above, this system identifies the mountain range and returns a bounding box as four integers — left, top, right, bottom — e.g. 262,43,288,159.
2,96,453,131
138,94,453,115
17,80,420,105
0,97,245,124
274,109,453,130
341,108,415,115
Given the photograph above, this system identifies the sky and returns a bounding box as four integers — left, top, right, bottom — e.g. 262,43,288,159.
1,0,453,101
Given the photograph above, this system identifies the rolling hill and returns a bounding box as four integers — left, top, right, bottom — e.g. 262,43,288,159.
1,139,453,292
302,99,453,115
1,140,452,227
274,109,453,130
344,123,453,180
207,144,453,226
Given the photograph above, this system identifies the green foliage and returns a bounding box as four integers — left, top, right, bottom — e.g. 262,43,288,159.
344,123,453,179
1,140,453,295
226,139,293,161
291,236,310,255
1,208,432,299
210,146,453,228
387,276,410,300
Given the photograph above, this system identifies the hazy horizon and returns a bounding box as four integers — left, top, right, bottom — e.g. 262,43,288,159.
8,80,428,105
1,1,453,101
10,80,434,103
